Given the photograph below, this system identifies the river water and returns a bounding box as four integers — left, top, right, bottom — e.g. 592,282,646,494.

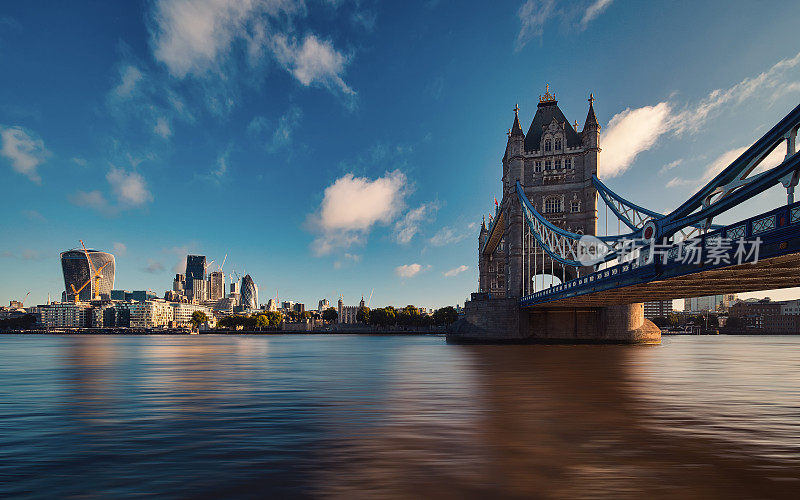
1,334,799,499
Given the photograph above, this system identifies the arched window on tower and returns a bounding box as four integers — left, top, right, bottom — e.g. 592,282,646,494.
544,196,562,214
571,200,580,213
544,139,552,152
565,157,573,169
555,138,562,150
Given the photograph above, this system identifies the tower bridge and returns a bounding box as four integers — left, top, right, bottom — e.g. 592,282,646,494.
448,88,800,343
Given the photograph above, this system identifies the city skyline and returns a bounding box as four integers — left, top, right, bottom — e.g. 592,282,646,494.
2,1,800,309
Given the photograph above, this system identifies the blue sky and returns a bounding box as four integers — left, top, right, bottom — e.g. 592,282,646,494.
1,0,799,309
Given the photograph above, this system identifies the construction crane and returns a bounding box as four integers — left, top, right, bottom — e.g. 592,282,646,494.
366,288,374,308
218,253,227,272
15,292,31,308
67,240,110,302
70,260,111,302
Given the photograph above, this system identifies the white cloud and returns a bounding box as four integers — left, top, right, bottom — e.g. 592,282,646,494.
0,125,49,183
113,242,128,256
600,102,672,178
310,170,408,255
581,0,613,28
395,202,439,244
443,265,468,278
271,34,355,96
107,167,153,207
600,50,800,178
395,263,423,278
149,1,355,99
150,0,262,77
658,159,683,176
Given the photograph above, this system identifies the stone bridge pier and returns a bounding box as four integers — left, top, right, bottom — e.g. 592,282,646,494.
448,294,660,344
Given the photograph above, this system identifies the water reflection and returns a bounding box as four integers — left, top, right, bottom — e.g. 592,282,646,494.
0,334,798,498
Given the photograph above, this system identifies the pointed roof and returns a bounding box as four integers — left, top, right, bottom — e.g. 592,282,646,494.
524,100,582,151
584,93,599,129
511,104,524,136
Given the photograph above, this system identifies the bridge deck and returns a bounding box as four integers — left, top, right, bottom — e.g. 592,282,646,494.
522,202,800,308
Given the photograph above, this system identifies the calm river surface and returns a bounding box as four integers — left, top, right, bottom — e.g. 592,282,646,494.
1,334,799,498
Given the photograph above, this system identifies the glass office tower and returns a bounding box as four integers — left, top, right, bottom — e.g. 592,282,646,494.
60,249,116,301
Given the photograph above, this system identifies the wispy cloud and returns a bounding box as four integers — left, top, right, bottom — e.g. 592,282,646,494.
394,202,439,244
600,50,800,178
580,0,613,28
428,222,477,247
113,242,128,257
269,106,302,151
667,146,785,188
143,259,165,274
21,209,45,222
443,265,468,278
516,0,612,50
0,125,49,183
271,34,355,98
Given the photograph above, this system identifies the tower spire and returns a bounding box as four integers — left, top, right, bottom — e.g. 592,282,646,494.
584,92,599,129
511,103,524,136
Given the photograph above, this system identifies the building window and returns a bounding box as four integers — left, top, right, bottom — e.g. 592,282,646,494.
544,139,552,152
545,160,552,170
544,197,562,213
555,138,562,150
571,200,580,213
565,157,572,169
497,279,505,289
535,160,542,172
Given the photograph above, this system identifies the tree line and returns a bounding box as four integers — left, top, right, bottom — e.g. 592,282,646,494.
322,305,458,327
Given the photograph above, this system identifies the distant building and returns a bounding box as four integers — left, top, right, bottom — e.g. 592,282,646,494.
318,298,330,312
189,278,206,302
173,274,185,293
729,299,782,329
60,248,116,302
337,297,364,324
780,299,800,315
208,271,225,301
171,302,214,328
185,255,206,298
230,281,240,295
684,294,737,312
644,300,673,319
266,298,279,312
241,275,258,310
42,302,92,328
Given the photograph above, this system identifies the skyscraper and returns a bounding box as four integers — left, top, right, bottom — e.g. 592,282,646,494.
208,271,225,301
241,274,258,310
60,248,116,302
185,255,206,297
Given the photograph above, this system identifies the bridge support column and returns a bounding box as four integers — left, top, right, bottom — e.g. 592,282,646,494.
449,296,660,344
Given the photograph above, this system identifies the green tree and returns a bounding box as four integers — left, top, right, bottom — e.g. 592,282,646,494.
356,305,370,324
191,311,209,328
255,314,269,328
266,311,283,327
322,307,338,323
396,305,419,327
433,306,459,325
650,316,668,327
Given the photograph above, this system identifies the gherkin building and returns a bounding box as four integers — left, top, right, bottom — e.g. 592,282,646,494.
60,249,116,302
241,274,258,310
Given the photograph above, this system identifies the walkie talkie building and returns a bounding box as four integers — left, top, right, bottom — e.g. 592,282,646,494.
60,249,116,302
240,274,258,310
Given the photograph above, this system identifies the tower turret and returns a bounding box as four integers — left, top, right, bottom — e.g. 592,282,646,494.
504,104,526,195
582,93,600,149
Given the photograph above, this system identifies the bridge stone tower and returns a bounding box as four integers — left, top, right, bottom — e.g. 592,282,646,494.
460,87,659,344
480,87,600,299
